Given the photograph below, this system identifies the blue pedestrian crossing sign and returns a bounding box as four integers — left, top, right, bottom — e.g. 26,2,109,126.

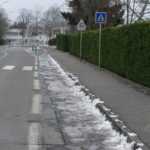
95,12,107,23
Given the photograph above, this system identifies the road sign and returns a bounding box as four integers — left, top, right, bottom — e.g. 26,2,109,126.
77,19,86,60
77,19,86,31
95,12,107,67
95,12,107,24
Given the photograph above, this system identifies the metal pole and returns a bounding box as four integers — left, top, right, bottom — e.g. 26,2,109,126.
99,23,102,67
80,31,83,60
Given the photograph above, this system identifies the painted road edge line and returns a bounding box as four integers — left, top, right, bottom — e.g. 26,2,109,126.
28,123,42,150
34,66,38,71
31,94,42,114
34,71,39,78
33,79,40,90
35,62,38,66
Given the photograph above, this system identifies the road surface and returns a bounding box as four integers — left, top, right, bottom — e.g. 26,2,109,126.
0,46,135,150
0,46,64,150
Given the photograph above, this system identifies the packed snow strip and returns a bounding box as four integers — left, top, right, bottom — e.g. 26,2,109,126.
39,53,141,150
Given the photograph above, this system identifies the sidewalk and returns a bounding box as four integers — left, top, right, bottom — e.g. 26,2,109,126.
45,47,150,149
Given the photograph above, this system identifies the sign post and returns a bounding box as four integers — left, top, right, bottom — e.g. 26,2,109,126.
95,12,107,67
77,19,86,60
99,23,101,67
80,31,83,60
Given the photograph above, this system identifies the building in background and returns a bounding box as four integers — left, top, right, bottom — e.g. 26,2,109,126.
51,23,72,39
3,29,23,45
3,27,49,46
27,25,49,46
3,22,72,46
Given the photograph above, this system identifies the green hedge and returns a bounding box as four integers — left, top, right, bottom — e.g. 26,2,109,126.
0,39,4,45
56,34,70,52
48,38,56,46
56,22,150,87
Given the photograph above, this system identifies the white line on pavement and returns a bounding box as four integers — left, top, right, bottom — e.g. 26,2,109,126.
33,79,40,90
31,94,42,114
34,71,39,78
34,66,38,71
28,123,42,150
22,66,33,71
34,62,38,66
2,65,15,70
34,57,37,61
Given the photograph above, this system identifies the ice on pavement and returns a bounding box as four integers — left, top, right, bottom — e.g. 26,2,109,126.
39,53,141,150
128,132,137,137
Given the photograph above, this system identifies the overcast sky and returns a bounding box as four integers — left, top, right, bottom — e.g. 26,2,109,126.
1,0,67,22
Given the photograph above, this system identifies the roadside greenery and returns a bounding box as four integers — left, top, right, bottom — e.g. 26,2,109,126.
56,34,70,52
48,38,56,46
0,39,4,45
61,0,124,31
56,21,150,87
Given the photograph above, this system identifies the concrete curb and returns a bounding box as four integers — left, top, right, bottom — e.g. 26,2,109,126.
41,48,150,150
68,73,149,150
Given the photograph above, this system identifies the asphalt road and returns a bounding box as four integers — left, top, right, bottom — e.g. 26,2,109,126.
0,46,33,150
0,46,7,58
0,46,136,150
0,46,66,150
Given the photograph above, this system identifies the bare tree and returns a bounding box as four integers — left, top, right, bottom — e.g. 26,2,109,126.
41,6,65,39
17,8,32,38
62,0,124,30
0,8,8,39
136,0,150,20
123,0,150,24
32,5,43,38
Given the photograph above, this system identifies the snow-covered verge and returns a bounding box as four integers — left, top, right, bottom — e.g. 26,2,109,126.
39,53,142,150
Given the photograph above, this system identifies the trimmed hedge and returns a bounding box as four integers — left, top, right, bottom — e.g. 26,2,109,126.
56,22,150,87
0,39,4,45
48,38,56,45
56,34,70,52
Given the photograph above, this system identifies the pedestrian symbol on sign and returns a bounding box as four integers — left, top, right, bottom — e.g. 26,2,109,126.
96,12,107,23
98,15,104,22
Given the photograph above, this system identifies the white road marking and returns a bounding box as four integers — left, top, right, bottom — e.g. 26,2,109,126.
28,123,42,150
35,57,38,62
34,66,38,71
34,71,39,78
22,66,33,71
31,94,42,114
33,79,40,90
34,62,38,66
2,65,15,70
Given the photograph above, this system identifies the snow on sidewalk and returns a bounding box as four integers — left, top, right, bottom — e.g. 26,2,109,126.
39,53,141,150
